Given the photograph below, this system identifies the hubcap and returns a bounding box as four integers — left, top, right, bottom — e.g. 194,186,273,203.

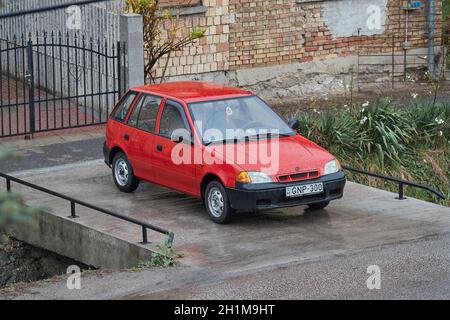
114,159,129,187
208,187,224,218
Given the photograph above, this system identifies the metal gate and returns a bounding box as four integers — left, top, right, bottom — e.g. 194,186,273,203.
0,32,126,138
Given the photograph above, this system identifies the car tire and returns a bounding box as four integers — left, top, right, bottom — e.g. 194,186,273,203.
112,152,139,193
204,180,235,224
307,201,330,211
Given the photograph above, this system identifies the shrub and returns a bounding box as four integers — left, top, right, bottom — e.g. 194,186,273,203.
296,100,449,206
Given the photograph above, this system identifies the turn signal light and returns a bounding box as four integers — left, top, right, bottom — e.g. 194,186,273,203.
336,159,342,170
236,172,252,183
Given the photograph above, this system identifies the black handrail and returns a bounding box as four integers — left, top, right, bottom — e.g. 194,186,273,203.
0,172,175,247
343,165,447,200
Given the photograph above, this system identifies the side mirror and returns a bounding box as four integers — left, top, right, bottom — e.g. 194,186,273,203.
288,119,300,131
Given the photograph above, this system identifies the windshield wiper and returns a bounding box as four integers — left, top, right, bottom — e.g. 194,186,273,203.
204,133,292,146
204,138,238,146
243,132,293,141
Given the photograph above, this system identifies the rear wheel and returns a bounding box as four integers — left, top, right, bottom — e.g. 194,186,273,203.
307,201,330,211
204,180,235,224
112,152,139,193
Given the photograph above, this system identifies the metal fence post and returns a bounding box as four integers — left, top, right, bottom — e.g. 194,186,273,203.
26,39,35,137
117,41,122,98
167,232,175,248
397,182,406,200
6,178,11,192
68,201,79,219
142,226,149,244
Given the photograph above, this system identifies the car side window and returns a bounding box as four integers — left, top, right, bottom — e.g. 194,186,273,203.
158,101,189,139
128,94,162,133
110,91,137,122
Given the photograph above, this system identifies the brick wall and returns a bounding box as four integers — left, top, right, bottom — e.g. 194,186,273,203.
228,0,442,71
153,0,231,79
158,0,442,79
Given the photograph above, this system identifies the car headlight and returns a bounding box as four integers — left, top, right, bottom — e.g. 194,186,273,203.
324,160,340,175
236,172,273,184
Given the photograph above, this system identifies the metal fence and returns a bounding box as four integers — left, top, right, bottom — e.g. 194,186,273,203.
0,32,126,138
0,0,124,45
0,171,175,246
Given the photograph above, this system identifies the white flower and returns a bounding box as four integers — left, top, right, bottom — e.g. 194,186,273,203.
362,101,369,108
411,93,418,99
438,131,443,136
435,118,444,125
360,116,368,125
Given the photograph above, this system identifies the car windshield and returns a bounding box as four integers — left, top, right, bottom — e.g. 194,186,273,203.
188,96,294,145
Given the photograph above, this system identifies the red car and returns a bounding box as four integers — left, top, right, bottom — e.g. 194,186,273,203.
104,82,345,224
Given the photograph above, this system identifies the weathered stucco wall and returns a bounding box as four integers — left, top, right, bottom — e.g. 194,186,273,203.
159,0,442,100
323,0,388,38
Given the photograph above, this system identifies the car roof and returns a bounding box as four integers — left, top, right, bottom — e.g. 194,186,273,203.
132,81,253,103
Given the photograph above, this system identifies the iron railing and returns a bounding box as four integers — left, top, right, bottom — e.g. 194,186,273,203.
343,165,447,200
0,172,174,246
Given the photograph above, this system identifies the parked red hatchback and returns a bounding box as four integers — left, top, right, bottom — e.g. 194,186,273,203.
104,82,345,224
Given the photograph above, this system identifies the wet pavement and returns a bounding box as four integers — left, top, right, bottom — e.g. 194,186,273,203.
5,161,450,273
2,134,450,299
0,138,104,173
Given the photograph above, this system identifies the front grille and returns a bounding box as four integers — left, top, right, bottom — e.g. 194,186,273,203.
277,170,320,183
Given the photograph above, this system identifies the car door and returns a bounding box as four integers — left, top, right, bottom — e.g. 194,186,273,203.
125,93,163,181
153,99,197,195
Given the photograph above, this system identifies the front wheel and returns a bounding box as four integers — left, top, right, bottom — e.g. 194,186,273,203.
204,180,235,224
112,152,139,193
307,201,330,211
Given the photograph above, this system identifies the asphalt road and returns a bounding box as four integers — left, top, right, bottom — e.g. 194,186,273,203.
2,233,450,299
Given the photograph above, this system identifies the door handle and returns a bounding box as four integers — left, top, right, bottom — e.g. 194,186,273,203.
124,134,130,141
156,145,163,152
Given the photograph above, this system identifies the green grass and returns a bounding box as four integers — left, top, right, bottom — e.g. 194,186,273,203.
296,99,450,206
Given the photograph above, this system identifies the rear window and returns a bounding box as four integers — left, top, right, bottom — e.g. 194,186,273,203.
110,91,137,122
128,94,162,133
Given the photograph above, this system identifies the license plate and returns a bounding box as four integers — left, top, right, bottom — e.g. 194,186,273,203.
286,183,324,198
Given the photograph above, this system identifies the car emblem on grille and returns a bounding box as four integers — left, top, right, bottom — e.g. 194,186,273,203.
295,167,300,172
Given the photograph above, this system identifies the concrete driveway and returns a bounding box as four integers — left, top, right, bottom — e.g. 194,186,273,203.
7,161,450,274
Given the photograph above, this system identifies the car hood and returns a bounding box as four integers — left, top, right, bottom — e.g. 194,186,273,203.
207,134,335,177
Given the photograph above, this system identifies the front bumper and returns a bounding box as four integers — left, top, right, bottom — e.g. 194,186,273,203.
226,171,346,211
